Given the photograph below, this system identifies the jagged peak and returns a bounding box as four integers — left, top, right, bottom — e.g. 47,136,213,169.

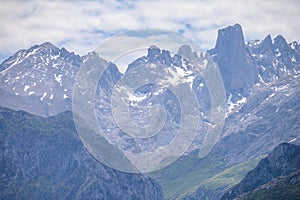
0,41,82,72
259,34,273,51
178,44,193,59
83,51,99,58
274,35,286,43
28,42,60,53
273,35,290,52
263,34,272,45
39,42,58,49
149,45,160,50
147,45,161,60
274,35,288,46
81,51,100,62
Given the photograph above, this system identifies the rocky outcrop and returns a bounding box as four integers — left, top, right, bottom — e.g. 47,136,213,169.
235,170,300,200
221,143,300,200
209,23,258,96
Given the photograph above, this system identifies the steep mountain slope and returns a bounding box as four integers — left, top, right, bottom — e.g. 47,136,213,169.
0,106,163,200
0,42,82,116
209,24,258,97
157,73,300,200
221,143,300,200
94,44,213,154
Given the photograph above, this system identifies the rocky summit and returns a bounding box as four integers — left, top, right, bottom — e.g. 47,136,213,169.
209,24,258,95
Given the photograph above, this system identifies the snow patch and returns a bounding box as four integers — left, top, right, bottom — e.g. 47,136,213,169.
40,92,47,101
289,138,297,143
273,84,289,91
24,48,38,59
237,97,247,105
51,54,60,60
160,66,195,89
128,92,147,102
150,63,156,68
249,40,262,47
285,92,292,97
52,63,59,68
0,53,24,74
203,58,208,68
153,88,164,96
290,42,297,50
258,74,267,85
54,74,63,86
227,94,247,114
24,85,30,92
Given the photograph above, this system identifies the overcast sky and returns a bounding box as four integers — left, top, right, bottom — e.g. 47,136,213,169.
0,0,299,62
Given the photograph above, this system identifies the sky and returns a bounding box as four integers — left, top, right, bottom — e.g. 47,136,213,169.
0,0,300,63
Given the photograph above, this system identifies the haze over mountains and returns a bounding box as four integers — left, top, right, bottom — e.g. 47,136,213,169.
0,23,299,199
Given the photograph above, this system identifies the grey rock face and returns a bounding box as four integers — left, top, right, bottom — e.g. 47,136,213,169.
209,24,258,96
209,23,300,103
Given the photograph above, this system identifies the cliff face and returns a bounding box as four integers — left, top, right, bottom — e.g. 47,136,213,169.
221,143,300,200
209,24,258,95
0,107,163,200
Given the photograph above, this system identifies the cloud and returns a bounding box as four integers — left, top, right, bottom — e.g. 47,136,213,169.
0,0,299,62
95,29,205,72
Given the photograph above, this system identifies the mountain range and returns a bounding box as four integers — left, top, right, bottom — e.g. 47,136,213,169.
0,23,299,199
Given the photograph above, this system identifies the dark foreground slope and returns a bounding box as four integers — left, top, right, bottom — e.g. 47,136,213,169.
236,170,300,200
221,143,300,200
0,106,163,200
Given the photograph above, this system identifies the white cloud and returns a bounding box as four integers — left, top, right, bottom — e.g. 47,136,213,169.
95,29,204,72
0,0,299,61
